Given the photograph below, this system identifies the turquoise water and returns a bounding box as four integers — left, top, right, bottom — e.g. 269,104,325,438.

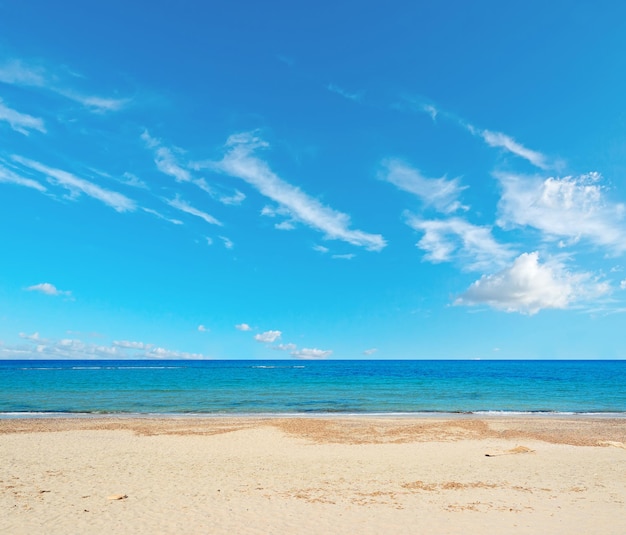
1,360,625,415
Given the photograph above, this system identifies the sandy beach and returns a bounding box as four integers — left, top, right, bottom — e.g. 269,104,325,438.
2,417,626,534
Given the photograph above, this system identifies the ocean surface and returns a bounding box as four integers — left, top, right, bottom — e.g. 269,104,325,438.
1,360,625,416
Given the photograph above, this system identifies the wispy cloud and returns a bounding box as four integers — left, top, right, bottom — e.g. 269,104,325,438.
0,59,128,113
363,348,378,356
406,214,516,271
327,83,363,102
332,253,355,260
25,282,71,297
496,171,626,253
208,132,386,251
141,131,194,183
142,207,183,226
455,252,610,315
272,343,297,351
197,325,209,332
235,323,252,331
143,131,245,205
380,159,467,213
478,129,551,170
112,340,152,350
219,236,234,249
291,347,332,360
313,244,329,254
0,99,46,135
165,196,222,226
0,161,46,192
407,97,555,170
254,330,282,343
12,155,136,212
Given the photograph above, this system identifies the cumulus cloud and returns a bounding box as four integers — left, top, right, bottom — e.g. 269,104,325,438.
235,323,252,331
406,215,515,271
165,196,221,226
0,99,46,135
197,325,209,332
12,155,136,212
254,330,282,343
207,132,386,251
291,348,332,360
379,159,467,213
25,283,71,297
496,171,626,253
455,252,610,315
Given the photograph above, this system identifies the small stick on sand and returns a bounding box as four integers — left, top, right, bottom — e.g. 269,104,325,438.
485,446,534,457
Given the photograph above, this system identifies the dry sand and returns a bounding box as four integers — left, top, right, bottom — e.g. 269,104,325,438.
2,417,626,534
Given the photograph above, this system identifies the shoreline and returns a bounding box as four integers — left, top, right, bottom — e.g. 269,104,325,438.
3,416,626,534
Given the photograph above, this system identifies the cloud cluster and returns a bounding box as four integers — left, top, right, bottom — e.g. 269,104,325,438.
496,171,626,253
456,252,609,315
4,334,208,360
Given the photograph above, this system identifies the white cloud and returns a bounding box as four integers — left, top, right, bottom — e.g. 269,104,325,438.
0,162,46,192
406,215,515,271
209,132,386,251
455,252,610,315
141,131,193,183
197,325,209,332
0,99,46,135
0,60,46,86
272,343,297,351
479,129,551,170
219,236,234,249
0,59,128,113
332,253,355,260
142,207,183,226
165,196,222,226
363,348,378,356
219,190,246,205
112,340,152,350
313,244,329,254
12,155,136,212
19,332,42,341
380,159,467,213
620,279,626,290
121,172,148,189
496,171,626,253
254,330,282,343
327,83,363,102
235,323,252,331
291,347,332,360
25,283,71,297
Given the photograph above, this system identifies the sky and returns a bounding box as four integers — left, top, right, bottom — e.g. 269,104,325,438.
1,0,626,360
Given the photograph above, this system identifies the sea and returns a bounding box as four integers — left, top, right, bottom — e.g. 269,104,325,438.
1,359,625,417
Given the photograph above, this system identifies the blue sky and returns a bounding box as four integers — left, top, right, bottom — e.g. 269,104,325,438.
1,0,626,360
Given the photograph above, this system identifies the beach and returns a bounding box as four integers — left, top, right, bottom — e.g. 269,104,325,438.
2,417,626,534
